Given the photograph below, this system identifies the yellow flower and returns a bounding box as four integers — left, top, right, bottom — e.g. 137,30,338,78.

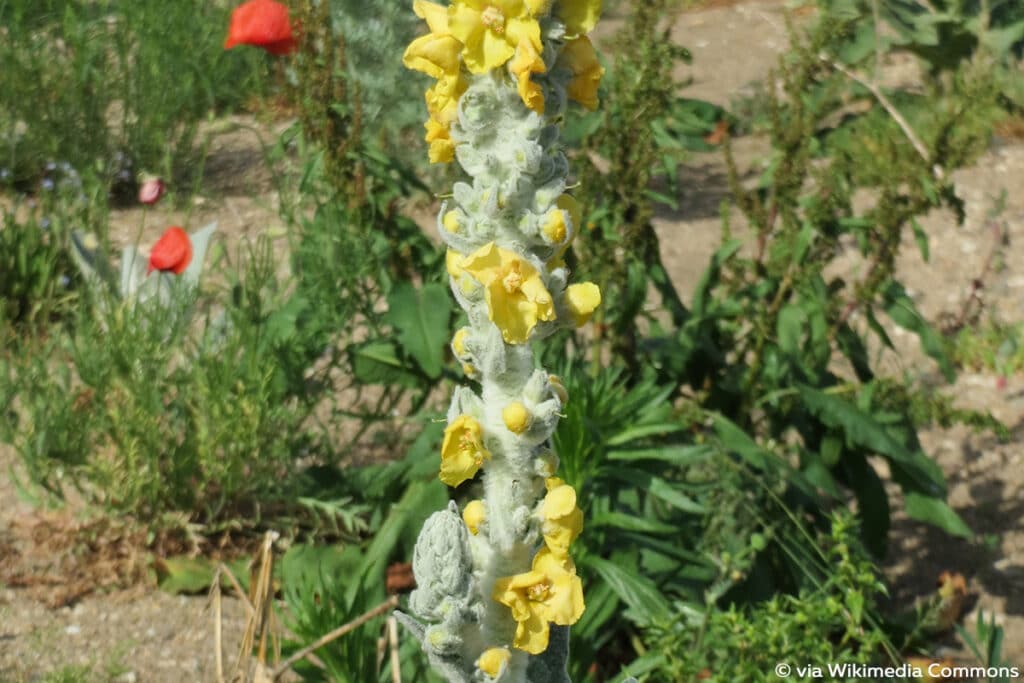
559,37,603,110
508,37,546,113
557,0,602,35
446,248,465,279
426,71,468,126
502,401,531,433
415,0,453,33
440,415,492,486
463,499,486,534
477,646,511,677
461,242,555,344
541,207,567,244
493,548,585,654
565,282,601,327
404,1,463,82
556,194,582,232
449,0,542,74
425,116,456,163
542,478,583,557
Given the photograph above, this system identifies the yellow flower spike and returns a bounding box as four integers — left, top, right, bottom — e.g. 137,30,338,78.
548,374,568,405
425,117,456,163
502,401,532,433
542,479,583,557
493,548,585,654
565,282,601,327
440,415,492,486
557,0,602,35
541,207,567,244
463,499,486,535
477,646,511,677
509,37,546,113
559,37,604,110
449,0,542,74
524,0,553,14
461,242,556,344
452,327,471,356
462,362,478,377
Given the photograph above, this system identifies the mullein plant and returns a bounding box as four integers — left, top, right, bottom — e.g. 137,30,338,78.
397,1,603,681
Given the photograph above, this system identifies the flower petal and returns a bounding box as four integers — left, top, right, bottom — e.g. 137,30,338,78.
224,0,296,55
148,226,193,275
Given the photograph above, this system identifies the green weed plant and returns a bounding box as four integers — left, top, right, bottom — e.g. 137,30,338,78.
0,0,266,191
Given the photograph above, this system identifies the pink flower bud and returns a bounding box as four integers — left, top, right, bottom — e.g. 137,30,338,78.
138,177,165,205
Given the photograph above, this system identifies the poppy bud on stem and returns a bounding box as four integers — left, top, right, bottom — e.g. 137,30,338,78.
398,2,604,682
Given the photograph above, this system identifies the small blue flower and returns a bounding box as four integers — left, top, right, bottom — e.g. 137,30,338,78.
41,178,55,191
59,275,71,288
0,168,9,180
40,218,51,230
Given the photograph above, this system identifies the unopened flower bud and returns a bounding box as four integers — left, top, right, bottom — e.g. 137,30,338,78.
502,401,531,434
477,647,511,678
443,210,462,234
138,177,165,205
452,327,470,357
462,500,485,535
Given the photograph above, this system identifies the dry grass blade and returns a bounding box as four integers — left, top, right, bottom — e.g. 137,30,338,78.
272,595,400,681
211,565,225,683
232,531,279,683
388,615,401,683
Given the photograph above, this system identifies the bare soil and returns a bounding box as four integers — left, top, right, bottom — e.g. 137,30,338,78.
2,1,1022,679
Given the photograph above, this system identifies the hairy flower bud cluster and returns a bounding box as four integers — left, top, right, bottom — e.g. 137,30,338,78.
401,2,604,682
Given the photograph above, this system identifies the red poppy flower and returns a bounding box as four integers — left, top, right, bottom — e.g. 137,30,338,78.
148,227,193,275
224,0,296,56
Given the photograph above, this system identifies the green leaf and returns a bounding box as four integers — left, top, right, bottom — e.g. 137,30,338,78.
607,444,715,465
692,240,742,319
904,492,973,538
606,422,685,446
912,220,930,262
843,453,890,558
590,512,680,535
821,435,843,467
386,282,451,379
612,653,668,682
155,556,249,595
349,340,422,387
777,303,806,356
882,282,954,382
798,385,942,494
713,415,769,470
586,556,670,625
